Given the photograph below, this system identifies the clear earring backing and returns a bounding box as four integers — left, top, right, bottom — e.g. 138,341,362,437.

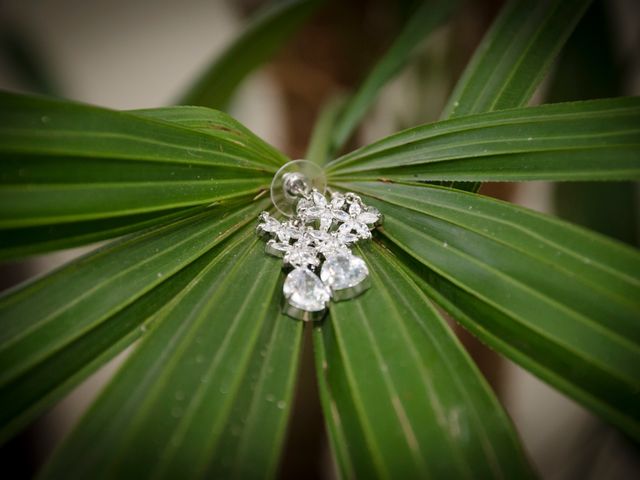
270,160,326,217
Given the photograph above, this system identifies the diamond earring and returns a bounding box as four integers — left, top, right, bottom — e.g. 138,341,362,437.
257,160,382,321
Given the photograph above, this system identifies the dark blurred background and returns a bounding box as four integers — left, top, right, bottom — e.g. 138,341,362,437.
0,0,638,478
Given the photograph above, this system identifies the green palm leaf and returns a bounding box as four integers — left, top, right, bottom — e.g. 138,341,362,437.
131,106,287,165
443,0,592,191
41,229,302,479
329,0,460,152
1,0,639,477
327,98,640,181
0,92,283,228
314,242,534,479
0,202,264,443
337,180,640,440
0,205,201,260
443,0,592,118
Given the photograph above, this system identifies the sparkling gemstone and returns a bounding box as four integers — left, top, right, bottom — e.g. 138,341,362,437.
321,253,368,290
345,193,361,203
284,245,320,268
277,221,304,242
349,202,362,216
296,198,312,213
306,206,326,218
257,212,281,235
283,268,330,312
338,221,371,240
330,195,345,209
257,188,383,319
318,214,333,231
312,191,327,206
265,240,290,257
274,227,291,243
315,236,351,257
307,229,329,242
336,230,358,244
357,207,380,226
332,209,350,222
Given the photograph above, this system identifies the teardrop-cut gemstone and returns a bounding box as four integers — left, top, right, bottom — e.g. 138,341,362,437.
283,268,331,312
321,253,368,291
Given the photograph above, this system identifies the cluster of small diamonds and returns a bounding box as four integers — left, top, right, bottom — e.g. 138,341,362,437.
257,190,381,319
257,190,380,269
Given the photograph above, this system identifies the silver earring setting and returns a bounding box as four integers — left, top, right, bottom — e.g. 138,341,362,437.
257,167,382,321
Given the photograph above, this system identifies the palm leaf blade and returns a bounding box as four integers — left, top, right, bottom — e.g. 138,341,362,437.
0,233,236,444
442,0,592,190
41,230,302,480
0,205,202,260
0,202,266,443
327,98,640,181
314,242,534,478
0,92,280,228
443,0,592,118
340,181,640,440
132,106,287,167
330,0,460,152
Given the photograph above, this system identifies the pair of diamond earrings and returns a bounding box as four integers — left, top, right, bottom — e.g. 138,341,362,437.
257,160,382,321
